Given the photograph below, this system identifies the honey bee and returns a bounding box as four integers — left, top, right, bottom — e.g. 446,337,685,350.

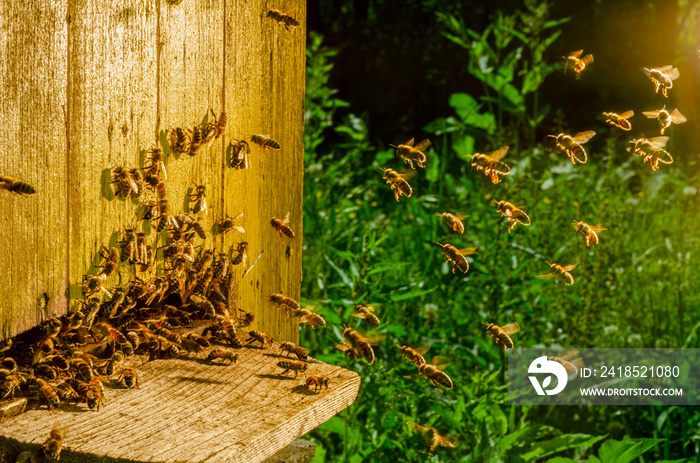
435,212,466,234
602,110,634,131
115,366,140,388
250,134,281,151
170,127,189,154
279,341,308,360
70,358,94,383
352,304,380,327
627,136,673,171
0,373,25,399
271,212,295,244
270,293,301,313
40,422,68,460
548,131,596,164
97,245,119,280
492,200,531,233
208,347,238,365
642,106,687,135
0,175,36,195
220,211,245,235
548,349,584,380
267,9,300,31
470,146,511,184
156,199,179,232
563,49,594,75
155,179,167,199
187,126,202,156
206,108,227,141
291,308,327,329
140,199,159,222
643,65,679,98
484,321,520,350
343,327,375,365
78,378,106,411
397,345,429,367
187,333,211,348
336,342,360,360
145,147,167,180
573,220,606,247
390,138,430,169
34,363,59,380
34,377,61,410
537,262,577,286
305,374,330,393
247,330,275,348
189,182,207,215
418,360,454,392
101,350,125,376
221,317,243,348
111,165,139,197
436,242,477,274
380,167,412,201
228,139,251,169
232,241,249,268
408,422,458,456
82,274,112,297
277,359,308,378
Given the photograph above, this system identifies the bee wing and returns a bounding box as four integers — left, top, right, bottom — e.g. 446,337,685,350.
590,224,607,232
431,356,452,370
335,342,352,353
537,273,555,280
642,109,662,118
670,108,687,124
648,136,670,148
365,333,386,346
283,212,290,225
457,246,478,256
666,66,680,80
501,322,520,335
404,138,415,147
485,146,509,162
655,64,675,74
580,54,594,66
233,226,245,234
437,435,459,449
553,348,580,361
619,110,634,119
569,49,583,58
415,345,431,355
408,422,429,433
563,263,578,271
412,139,431,152
572,131,596,143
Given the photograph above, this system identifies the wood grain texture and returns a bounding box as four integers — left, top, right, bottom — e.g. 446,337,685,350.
262,439,316,463
0,0,68,338
0,348,359,462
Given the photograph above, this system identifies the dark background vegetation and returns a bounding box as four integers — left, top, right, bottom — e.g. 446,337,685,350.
300,1,700,461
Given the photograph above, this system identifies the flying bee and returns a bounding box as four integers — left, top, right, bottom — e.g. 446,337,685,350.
115,366,140,388
271,212,295,244
277,359,307,378
548,349,585,380
40,422,68,461
267,9,300,31
187,126,202,156
642,106,687,135
305,374,330,393
208,347,238,365
187,182,207,215
292,308,327,329
250,134,281,151
484,321,520,350
390,138,430,169
492,200,531,233
408,422,458,456
397,344,429,367
643,65,679,98
270,293,301,314
352,304,380,327
232,241,249,268
145,147,167,180
380,167,412,201
336,342,360,360
247,330,275,348
342,327,377,365
573,220,606,247
602,110,634,131
418,359,454,392
563,49,594,76
220,211,245,235
0,175,36,195
436,242,477,274
537,262,577,286
435,212,466,234
470,146,511,184
279,341,308,360
228,139,251,169
548,131,596,164
627,137,672,171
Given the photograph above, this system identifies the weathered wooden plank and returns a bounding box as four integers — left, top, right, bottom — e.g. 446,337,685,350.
262,439,316,463
0,0,68,339
0,348,359,462
66,0,158,297
223,0,306,344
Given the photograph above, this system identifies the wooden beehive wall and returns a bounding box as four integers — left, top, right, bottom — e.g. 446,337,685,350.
0,0,305,343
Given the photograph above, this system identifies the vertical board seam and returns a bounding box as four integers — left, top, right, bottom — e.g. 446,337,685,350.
64,0,72,299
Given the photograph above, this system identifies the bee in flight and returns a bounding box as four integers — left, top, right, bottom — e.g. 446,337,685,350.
643,65,679,98
435,212,466,234
352,304,380,327
537,262,577,286
484,321,520,350
573,220,606,247
548,349,584,380
642,106,687,135
342,327,380,365
418,358,453,392
397,344,429,367
470,146,511,184
390,138,430,169
492,200,530,233
380,167,412,202
0,175,36,195
267,9,300,31
407,422,458,456
436,242,477,274
602,110,634,131
563,49,594,76
548,131,595,164
627,137,672,171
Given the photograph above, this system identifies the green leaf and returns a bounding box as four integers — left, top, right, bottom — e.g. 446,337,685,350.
519,434,608,461
318,416,345,435
388,288,435,302
542,17,572,29
598,438,663,463
324,254,354,290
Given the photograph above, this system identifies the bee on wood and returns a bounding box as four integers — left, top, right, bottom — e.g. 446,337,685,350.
271,212,295,244
140,199,159,222
418,359,454,392
247,330,275,348
70,358,95,383
212,251,229,280
205,108,227,141
305,374,330,393
232,241,249,268
34,363,59,380
97,245,119,280
342,327,377,365
602,110,634,131
279,341,308,360
228,139,251,169
642,106,687,135
277,359,307,378
236,308,255,327
470,146,511,184
221,317,243,348
627,136,673,171
187,333,211,348
435,212,466,234
0,373,25,399
144,146,167,180
0,175,36,195
397,344,429,368
352,304,380,327
170,127,189,154
40,422,68,461
82,274,112,298
187,182,207,215
115,366,140,388
267,9,300,31
187,126,202,156
408,422,458,456
380,167,412,202
101,350,125,377
436,242,477,274
643,65,679,98
537,262,577,286
563,49,594,76
208,347,238,365
156,199,179,232
492,200,531,233
548,131,595,164
111,165,139,197
573,220,606,247
250,134,281,151
220,212,245,235
390,138,430,169
34,377,61,409
77,378,106,411
484,321,520,350
548,350,585,380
